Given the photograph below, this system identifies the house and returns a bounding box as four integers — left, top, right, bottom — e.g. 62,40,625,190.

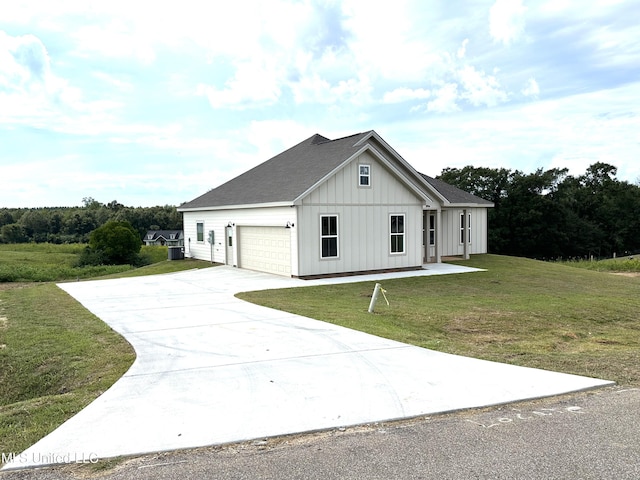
143,230,184,247
178,131,493,278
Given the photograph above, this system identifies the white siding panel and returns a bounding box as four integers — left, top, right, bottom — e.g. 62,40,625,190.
439,208,489,256
182,206,297,275
297,150,424,277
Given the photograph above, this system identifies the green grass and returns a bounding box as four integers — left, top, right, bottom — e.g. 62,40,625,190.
0,283,136,458
559,256,640,273
0,243,214,463
0,244,206,282
237,255,640,386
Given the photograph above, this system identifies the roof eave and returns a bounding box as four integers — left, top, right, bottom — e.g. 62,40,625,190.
443,202,495,208
178,201,295,212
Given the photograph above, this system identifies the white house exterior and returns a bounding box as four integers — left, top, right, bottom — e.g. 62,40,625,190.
178,131,493,278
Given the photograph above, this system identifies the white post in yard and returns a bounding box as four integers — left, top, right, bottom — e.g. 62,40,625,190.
368,283,382,313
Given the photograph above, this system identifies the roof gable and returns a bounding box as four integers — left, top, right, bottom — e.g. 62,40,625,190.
179,132,375,210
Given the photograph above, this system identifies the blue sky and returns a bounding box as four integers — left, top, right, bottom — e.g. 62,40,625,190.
1,0,639,208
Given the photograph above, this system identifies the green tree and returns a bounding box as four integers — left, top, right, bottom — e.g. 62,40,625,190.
1,223,28,243
88,220,142,265
18,210,49,241
0,210,14,228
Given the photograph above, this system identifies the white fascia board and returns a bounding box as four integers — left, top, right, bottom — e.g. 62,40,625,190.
177,201,294,212
365,145,434,205
442,202,495,209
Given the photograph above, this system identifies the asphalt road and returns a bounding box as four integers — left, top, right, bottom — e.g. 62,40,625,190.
2,386,638,479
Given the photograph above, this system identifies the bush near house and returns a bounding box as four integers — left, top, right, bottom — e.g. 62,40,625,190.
79,221,142,266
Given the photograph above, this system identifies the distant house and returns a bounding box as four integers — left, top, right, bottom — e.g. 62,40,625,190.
143,230,184,246
178,131,493,278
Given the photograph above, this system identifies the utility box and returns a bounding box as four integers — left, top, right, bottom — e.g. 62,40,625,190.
168,246,185,260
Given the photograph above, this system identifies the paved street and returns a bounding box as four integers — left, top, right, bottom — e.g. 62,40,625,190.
2,386,638,479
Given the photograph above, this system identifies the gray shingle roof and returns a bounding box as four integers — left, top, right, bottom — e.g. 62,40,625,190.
420,174,494,206
179,132,371,209
144,230,184,240
179,131,493,210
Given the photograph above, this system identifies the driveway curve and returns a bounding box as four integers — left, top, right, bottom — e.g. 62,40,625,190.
6,265,612,469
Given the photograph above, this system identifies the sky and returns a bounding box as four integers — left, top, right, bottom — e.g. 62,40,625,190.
1,0,639,208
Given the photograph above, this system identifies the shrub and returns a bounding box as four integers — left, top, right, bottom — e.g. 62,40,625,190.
76,246,106,267
87,221,142,265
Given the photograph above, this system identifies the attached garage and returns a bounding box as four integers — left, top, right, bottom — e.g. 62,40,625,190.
237,226,291,276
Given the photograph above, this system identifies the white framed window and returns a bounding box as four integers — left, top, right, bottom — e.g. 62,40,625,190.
429,214,436,246
460,212,471,244
359,164,370,187
390,214,405,254
320,215,338,258
196,222,204,242
147,234,153,240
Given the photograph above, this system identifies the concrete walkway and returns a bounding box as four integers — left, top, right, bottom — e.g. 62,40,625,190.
5,265,613,469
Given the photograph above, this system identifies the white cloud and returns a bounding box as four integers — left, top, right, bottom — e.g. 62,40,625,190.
427,84,460,113
197,58,283,109
522,77,540,97
383,87,431,104
389,82,640,187
458,65,508,107
457,38,469,59
0,31,51,91
289,69,373,106
342,0,439,83
0,31,109,128
245,119,313,162
71,20,155,64
92,72,134,92
489,0,527,45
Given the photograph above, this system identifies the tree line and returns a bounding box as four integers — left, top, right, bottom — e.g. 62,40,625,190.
0,198,182,244
438,162,640,260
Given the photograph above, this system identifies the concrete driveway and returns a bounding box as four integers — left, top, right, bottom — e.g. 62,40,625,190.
6,265,613,469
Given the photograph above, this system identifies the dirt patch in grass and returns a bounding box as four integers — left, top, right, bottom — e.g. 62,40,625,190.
0,282,29,291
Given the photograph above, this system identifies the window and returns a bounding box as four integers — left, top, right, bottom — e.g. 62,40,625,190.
390,214,405,254
196,222,204,242
429,214,435,246
147,234,153,240
320,215,338,258
460,212,471,244
359,164,370,187
170,233,176,240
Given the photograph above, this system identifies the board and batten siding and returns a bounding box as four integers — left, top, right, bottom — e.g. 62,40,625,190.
296,151,424,277
439,207,488,257
182,207,298,273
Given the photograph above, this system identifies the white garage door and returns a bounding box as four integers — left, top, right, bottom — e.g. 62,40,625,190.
238,226,291,276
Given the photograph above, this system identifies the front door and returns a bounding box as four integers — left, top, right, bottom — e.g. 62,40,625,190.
423,211,436,263
225,227,234,266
